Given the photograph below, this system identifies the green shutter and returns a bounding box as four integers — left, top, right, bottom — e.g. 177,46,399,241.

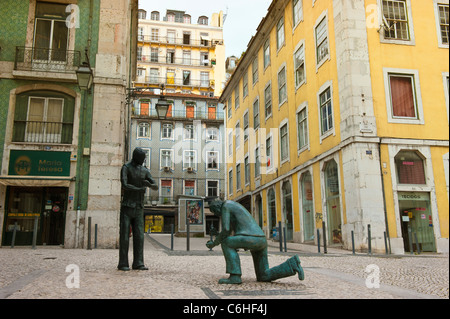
62,96,75,144
12,94,29,142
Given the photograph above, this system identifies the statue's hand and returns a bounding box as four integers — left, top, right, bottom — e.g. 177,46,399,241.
206,240,215,249
150,184,159,191
142,180,152,187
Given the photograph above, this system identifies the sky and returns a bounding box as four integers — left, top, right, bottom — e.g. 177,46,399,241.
138,0,273,57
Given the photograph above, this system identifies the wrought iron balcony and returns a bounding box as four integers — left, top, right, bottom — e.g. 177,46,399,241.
12,120,73,144
138,35,223,48
14,46,81,73
135,75,214,89
132,108,224,121
138,55,214,67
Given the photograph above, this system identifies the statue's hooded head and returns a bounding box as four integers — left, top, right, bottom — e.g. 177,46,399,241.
132,147,146,166
209,199,224,216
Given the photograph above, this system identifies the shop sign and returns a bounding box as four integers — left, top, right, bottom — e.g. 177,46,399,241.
9,150,70,177
398,192,430,201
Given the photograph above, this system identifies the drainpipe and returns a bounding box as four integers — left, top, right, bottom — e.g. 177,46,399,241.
378,141,391,254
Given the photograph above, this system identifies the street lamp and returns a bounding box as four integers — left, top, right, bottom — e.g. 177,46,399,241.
155,85,170,119
76,62,93,91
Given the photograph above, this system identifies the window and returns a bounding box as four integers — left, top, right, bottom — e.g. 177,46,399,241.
255,147,261,178
267,188,277,234
167,30,176,44
167,14,175,22
206,127,219,141
315,16,329,65
319,87,333,135
162,123,173,139
243,72,249,98
199,16,209,25
184,124,194,140
278,66,287,105
263,39,271,69
160,179,172,201
234,87,240,109
151,28,159,42
294,44,306,88
244,156,250,185
183,51,191,65
13,92,75,145
183,32,191,45
253,98,260,129
264,84,272,119
142,148,151,168
252,57,259,85
266,136,273,169
183,15,191,24
228,130,233,157
200,72,209,87
236,163,241,190
183,150,196,170
34,3,69,62
184,180,195,196
207,181,219,197
243,111,249,141
228,169,233,195
138,122,150,138
151,48,158,62
186,103,195,118
382,0,410,41
208,104,217,120
138,10,147,20
227,97,232,119
438,4,449,44
166,50,175,64
160,149,173,169
297,107,308,150
293,0,303,27
277,17,285,50
207,151,219,170
235,122,241,149
151,11,159,21
280,123,289,162
395,151,426,184
183,70,191,85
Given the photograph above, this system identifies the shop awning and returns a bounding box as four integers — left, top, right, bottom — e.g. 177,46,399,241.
0,176,72,187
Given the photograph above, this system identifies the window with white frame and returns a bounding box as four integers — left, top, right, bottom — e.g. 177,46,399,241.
228,169,233,195
200,72,209,87
235,122,241,149
227,97,232,119
280,123,289,162
183,150,196,170
162,123,173,139
265,83,272,119
207,180,219,197
266,136,273,169
151,48,158,62
293,0,303,27
138,122,150,138
228,130,233,157
381,0,410,41
244,156,250,185
315,16,329,65
184,124,194,140
278,66,287,105
252,57,259,85
436,2,449,46
142,148,151,168
206,127,219,141
319,87,333,135
243,111,249,141
277,17,285,50
160,149,173,169
151,28,159,41
264,39,271,69
236,163,241,190
234,86,240,109
207,151,219,170
243,71,249,98
294,43,306,88
184,180,196,196
384,69,424,124
297,107,308,150
253,98,260,129
255,147,261,178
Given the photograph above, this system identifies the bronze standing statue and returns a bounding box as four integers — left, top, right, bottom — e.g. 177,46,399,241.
206,199,305,284
118,148,158,271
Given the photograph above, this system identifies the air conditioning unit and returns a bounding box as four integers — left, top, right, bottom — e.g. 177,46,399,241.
187,167,194,173
163,166,171,172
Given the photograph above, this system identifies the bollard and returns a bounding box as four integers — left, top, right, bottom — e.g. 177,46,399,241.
87,217,92,250
94,224,98,249
384,231,389,255
351,230,355,255
209,224,214,251
317,229,321,253
278,222,283,252
32,216,38,250
171,224,174,251
283,226,287,252
322,221,327,254
368,224,372,256
11,222,18,248
186,220,190,252
413,232,421,255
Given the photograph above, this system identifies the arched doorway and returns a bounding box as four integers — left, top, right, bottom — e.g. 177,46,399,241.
300,171,315,242
324,160,342,245
282,181,293,241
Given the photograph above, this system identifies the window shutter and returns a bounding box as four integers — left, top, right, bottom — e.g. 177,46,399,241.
61,96,75,144
12,94,29,142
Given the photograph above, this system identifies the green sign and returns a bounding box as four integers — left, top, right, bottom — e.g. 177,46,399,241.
9,150,71,177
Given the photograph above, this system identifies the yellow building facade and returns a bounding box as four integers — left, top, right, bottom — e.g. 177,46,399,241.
220,0,449,254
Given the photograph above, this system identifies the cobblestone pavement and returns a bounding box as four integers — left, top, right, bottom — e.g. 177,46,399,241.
0,234,448,301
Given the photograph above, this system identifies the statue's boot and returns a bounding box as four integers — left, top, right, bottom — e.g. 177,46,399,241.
218,274,242,285
259,255,304,282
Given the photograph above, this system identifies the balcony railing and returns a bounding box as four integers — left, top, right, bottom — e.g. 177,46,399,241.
14,47,81,73
132,108,224,121
135,75,214,89
138,55,214,67
145,196,176,206
12,120,73,144
138,35,223,47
